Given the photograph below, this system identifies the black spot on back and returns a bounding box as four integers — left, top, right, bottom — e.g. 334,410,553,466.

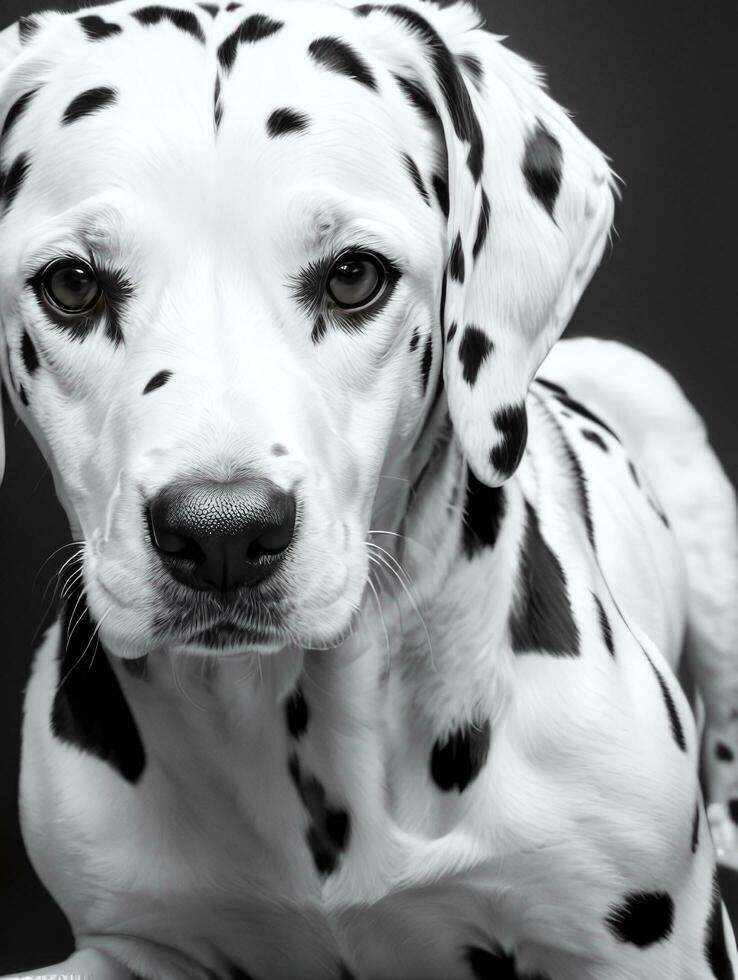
605,891,674,947
286,686,309,738
490,403,528,476
642,648,686,752
78,14,122,40
2,88,39,140
62,86,118,125
472,189,490,260
448,232,465,283
51,580,145,783
461,466,506,559
308,36,377,90
132,6,206,43
581,428,608,452
218,13,284,71
510,500,580,656
1,152,31,213
267,107,310,137
402,152,430,205
432,174,449,217
522,119,563,218
458,324,493,385
431,719,490,792
21,330,39,375
289,754,350,876
705,871,735,979
592,593,614,656
143,369,172,394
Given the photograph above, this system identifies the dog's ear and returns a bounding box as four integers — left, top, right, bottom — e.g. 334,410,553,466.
357,1,616,486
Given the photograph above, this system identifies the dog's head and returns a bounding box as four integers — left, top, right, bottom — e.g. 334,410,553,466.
0,0,615,658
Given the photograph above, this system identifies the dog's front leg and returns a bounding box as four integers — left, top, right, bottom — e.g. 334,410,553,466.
1,948,133,980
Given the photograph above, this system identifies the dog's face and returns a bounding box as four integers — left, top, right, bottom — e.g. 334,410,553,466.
0,0,615,659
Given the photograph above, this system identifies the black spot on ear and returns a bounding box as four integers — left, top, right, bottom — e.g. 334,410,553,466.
461,466,506,558
522,119,563,219
705,871,735,979
393,73,439,123
449,232,465,283
716,742,735,762
581,428,608,452
692,800,700,853
143,369,172,394
489,403,527,476
402,153,430,205
606,891,674,948
553,390,620,442
534,376,568,398
311,314,327,344
132,6,206,43
1,152,31,212
459,53,484,87
431,719,490,792
432,174,449,218
286,686,309,739
420,335,433,395
472,189,490,260
62,86,118,125
121,656,148,680
642,649,686,752
18,15,40,44
267,107,310,137
21,330,39,376
289,754,350,876
466,944,551,980
78,14,123,40
51,580,145,783
198,2,219,16
308,36,377,90
510,500,580,656
218,13,284,71
19,384,28,406
592,593,614,656
458,324,493,386
2,88,39,140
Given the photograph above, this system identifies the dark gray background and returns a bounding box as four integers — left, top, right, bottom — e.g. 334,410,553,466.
1,0,735,970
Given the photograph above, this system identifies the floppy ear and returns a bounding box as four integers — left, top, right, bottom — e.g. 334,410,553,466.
357,1,616,486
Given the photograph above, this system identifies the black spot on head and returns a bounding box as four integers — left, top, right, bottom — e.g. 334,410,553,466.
489,403,528,476
642,649,686,752
705,871,735,979
78,14,123,40
458,324,493,386
510,500,580,656
692,800,700,853
431,719,490,792
522,119,563,219
62,86,118,126
18,15,40,44
267,107,310,137
448,232,465,283
218,13,284,71
198,2,219,16
581,428,608,452
402,153,430,205
21,330,39,376
605,891,674,947
1,152,31,213
716,741,735,763
132,6,206,42
308,36,377,91
51,579,145,782
121,656,148,680
472,189,490,260
420,335,433,395
143,369,172,394
592,593,614,656
289,754,350,876
286,686,309,739
393,73,439,123
19,384,28,406
432,174,449,218
2,88,39,140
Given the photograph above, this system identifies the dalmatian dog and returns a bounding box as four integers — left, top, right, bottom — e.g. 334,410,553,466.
2,0,738,977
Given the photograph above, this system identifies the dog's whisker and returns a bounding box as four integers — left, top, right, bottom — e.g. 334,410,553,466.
367,567,392,677
367,545,435,672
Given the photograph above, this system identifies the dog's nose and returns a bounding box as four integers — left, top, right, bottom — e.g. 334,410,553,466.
147,478,297,592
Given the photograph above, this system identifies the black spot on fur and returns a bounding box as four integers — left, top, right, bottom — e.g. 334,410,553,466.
393,73,439,123
522,119,563,219
716,742,735,762
409,326,420,351
289,754,350,876
489,403,528,476
19,384,28,406
446,321,457,342
62,86,118,125
403,153,430,205
1,152,31,212
308,36,377,90
218,13,284,71
458,324,493,385
554,391,620,442
226,1,242,8
581,428,608,452
472,190,490,260
267,107,310,137
121,656,148,680
213,74,223,129
143,370,172,394
432,174,449,217
692,800,700,853
534,377,568,398
311,314,327,344
132,6,206,43
592,593,614,656
198,2,219,16
466,945,551,979
78,14,123,40
51,580,145,783
286,686,309,739
510,500,580,656
648,495,671,529
21,330,39,376
420,335,433,395
2,88,39,140
705,871,735,979
628,460,641,488
18,16,40,44
431,719,490,793
449,232,465,283
556,428,596,550
643,649,687,752
606,891,674,948
461,467,506,559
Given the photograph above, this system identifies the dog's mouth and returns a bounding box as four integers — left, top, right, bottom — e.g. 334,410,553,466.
183,619,286,651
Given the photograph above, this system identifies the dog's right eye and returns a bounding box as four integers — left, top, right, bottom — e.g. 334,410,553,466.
39,258,102,316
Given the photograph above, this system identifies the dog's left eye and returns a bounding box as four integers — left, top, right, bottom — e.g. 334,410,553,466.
326,251,386,309
40,258,102,316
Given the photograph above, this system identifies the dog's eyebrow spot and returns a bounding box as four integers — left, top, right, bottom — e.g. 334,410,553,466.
522,119,563,219
1,152,31,213
143,370,172,394
510,499,580,656
271,443,289,456
2,88,40,140
462,467,506,559
402,153,430,206
458,324,493,386
286,686,309,738
472,189,490,260
605,891,674,947
62,87,118,126
308,36,377,91
217,14,284,72
18,16,40,44
420,335,433,395
430,719,491,792
198,2,220,17
78,14,123,41
489,402,527,476
267,107,310,138
432,175,449,218
581,427,608,452
592,593,615,657
21,330,39,376
448,232,465,283
132,6,206,44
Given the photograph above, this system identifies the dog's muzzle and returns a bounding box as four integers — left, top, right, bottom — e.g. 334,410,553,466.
147,477,296,593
